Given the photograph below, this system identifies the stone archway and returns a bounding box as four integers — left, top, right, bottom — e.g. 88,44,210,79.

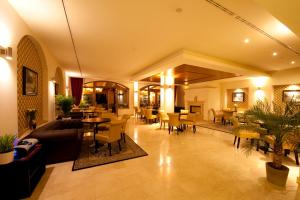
17,35,48,136
54,67,65,95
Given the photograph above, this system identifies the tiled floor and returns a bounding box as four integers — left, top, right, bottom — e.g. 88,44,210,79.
28,118,300,200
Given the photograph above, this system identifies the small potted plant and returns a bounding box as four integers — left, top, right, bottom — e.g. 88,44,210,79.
237,100,300,187
0,134,16,165
26,109,37,129
56,95,74,117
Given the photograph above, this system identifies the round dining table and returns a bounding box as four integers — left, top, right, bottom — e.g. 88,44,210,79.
81,117,111,152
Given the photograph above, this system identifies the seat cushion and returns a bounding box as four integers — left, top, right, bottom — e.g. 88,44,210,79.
238,130,260,139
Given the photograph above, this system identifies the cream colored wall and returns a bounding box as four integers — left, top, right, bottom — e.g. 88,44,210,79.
0,1,60,136
219,68,300,109
185,87,221,120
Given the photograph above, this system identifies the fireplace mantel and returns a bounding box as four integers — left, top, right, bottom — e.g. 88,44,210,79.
186,101,204,120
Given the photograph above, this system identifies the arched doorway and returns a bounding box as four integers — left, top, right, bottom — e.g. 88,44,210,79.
17,35,48,135
82,81,129,113
139,84,160,109
54,67,65,95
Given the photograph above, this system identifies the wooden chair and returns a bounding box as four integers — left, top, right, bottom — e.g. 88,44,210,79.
158,111,169,129
231,117,261,150
145,109,157,123
167,113,182,134
95,120,123,156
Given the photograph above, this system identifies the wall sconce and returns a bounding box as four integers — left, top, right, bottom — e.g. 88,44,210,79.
0,46,12,60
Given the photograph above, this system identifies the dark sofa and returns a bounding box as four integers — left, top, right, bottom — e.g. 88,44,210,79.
27,119,83,164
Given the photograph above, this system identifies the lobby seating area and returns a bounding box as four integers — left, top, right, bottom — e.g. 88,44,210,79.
1,0,300,199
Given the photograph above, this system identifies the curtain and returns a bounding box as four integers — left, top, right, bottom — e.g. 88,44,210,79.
70,77,83,106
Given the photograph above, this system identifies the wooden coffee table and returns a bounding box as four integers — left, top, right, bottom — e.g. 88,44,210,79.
81,117,111,151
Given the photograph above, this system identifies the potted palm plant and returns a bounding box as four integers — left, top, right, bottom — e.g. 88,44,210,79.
241,100,300,187
56,95,74,117
0,134,16,165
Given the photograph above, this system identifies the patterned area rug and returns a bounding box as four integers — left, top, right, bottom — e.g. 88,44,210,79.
73,135,148,171
195,121,234,134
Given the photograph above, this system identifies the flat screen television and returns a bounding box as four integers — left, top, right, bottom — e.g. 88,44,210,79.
96,93,107,104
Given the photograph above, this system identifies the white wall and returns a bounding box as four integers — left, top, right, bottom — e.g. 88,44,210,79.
0,1,60,136
185,87,221,120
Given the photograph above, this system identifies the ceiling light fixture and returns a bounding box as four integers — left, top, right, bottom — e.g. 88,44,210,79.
291,61,295,65
0,46,12,60
272,52,278,56
244,38,250,44
176,8,183,13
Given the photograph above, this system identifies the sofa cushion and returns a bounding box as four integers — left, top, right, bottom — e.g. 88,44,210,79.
29,129,80,142
57,119,83,130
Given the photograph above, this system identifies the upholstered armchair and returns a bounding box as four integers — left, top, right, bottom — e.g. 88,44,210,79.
210,108,223,123
231,117,261,150
121,114,130,142
95,120,123,155
145,109,157,123
167,113,182,134
180,113,197,133
158,111,169,129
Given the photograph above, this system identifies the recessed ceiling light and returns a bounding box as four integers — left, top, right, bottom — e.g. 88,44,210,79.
272,52,278,56
291,61,295,64
176,8,183,13
244,38,250,44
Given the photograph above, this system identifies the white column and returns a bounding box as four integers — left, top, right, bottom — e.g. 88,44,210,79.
133,81,139,107
161,69,174,113
160,73,165,110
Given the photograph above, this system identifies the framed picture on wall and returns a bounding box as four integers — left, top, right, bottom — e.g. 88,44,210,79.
282,90,300,103
232,92,245,102
22,66,38,96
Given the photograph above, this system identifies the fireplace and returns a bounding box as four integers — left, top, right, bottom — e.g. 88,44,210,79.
190,105,201,113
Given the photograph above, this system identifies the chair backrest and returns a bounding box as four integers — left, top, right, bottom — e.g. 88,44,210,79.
230,117,239,128
121,115,130,131
102,112,116,120
145,109,152,118
210,108,216,116
107,120,123,142
121,114,130,120
158,111,168,120
186,113,196,121
167,113,180,126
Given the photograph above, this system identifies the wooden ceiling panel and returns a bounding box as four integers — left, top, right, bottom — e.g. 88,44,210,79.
141,64,240,84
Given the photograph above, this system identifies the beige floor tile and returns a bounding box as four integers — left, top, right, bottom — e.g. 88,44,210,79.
26,118,300,200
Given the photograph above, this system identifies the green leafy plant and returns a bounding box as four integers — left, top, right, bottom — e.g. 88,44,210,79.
0,135,16,153
56,95,74,116
79,101,88,109
241,99,300,169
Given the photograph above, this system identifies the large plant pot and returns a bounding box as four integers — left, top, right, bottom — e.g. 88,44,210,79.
0,151,14,165
266,162,289,187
